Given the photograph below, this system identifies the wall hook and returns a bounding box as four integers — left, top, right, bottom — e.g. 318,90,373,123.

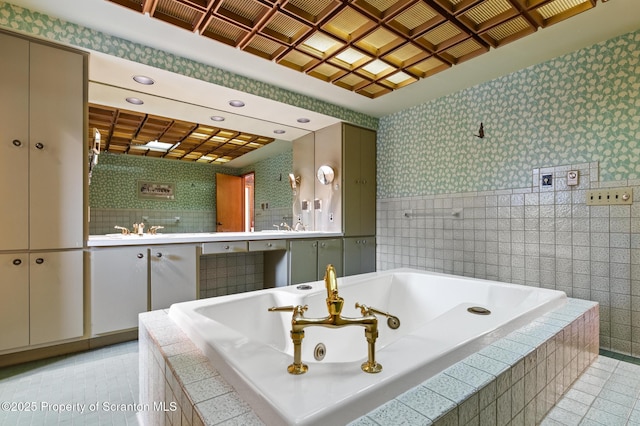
475,122,484,139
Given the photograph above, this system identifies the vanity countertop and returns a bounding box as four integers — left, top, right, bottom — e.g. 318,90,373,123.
87,231,343,247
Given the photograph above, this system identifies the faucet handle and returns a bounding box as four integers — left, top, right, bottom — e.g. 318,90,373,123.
355,303,401,329
268,305,308,314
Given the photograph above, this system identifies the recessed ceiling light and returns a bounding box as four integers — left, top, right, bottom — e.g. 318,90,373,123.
274,129,286,134
125,97,144,105
133,75,154,85
229,100,245,107
210,116,225,122
144,140,174,151
297,118,310,123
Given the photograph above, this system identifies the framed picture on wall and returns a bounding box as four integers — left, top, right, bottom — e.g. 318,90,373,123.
137,181,176,200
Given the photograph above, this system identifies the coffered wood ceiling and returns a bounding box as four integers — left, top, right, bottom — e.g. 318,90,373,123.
89,103,275,163
106,0,601,98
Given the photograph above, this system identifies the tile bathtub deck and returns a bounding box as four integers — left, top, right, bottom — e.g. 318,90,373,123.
2,345,640,425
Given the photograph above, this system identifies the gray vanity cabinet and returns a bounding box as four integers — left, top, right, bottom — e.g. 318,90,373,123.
343,237,376,277
289,239,343,285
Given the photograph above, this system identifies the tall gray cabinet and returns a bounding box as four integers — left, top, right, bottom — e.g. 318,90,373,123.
342,123,376,276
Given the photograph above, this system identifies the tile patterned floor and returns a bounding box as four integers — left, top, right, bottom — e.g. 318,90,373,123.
0,341,139,426
1,342,640,425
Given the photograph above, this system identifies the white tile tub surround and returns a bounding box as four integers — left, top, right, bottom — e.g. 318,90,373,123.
138,298,598,426
377,161,640,357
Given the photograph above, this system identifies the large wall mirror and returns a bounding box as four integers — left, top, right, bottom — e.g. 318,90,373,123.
87,52,340,234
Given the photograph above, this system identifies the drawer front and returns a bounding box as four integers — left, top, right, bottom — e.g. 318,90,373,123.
202,241,248,254
249,239,287,252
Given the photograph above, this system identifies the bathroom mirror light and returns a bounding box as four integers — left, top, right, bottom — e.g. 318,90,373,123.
316,165,335,185
288,173,300,190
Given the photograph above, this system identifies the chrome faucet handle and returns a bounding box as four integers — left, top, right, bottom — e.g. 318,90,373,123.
272,224,280,231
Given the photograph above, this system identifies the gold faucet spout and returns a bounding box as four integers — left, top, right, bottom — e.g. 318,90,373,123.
268,264,383,375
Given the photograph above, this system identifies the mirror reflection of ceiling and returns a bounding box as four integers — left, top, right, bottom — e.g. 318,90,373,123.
106,0,603,98
89,103,275,163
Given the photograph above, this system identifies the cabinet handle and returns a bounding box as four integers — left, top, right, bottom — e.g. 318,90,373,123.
12,139,22,147
13,259,22,266
35,142,44,150
362,179,367,184
321,242,326,247
137,253,144,259
362,239,367,244
266,243,272,247
312,242,317,248
35,258,44,264
224,245,230,250
156,252,163,258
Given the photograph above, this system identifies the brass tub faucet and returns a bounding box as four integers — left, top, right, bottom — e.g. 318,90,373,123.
269,264,382,375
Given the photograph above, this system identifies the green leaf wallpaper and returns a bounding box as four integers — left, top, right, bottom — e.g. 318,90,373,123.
377,30,640,198
241,149,294,209
89,153,235,210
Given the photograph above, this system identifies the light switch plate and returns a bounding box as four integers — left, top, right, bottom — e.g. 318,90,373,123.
586,188,633,205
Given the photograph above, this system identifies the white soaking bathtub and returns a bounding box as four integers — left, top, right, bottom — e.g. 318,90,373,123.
168,268,567,426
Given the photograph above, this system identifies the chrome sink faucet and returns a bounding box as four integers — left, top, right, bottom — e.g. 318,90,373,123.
268,264,382,375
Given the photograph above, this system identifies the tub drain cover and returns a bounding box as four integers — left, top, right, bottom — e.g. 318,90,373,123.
467,306,491,315
314,343,326,361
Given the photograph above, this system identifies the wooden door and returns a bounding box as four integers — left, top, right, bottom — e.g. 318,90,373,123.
216,173,243,232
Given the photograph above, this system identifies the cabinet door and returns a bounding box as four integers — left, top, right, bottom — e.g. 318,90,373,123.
289,240,318,285
91,247,148,335
343,124,362,237
150,245,198,310
359,129,377,236
0,33,29,251
30,251,84,345
317,239,343,280
359,237,376,274
0,254,29,350
343,124,376,237
29,43,85,250
343,237,376,277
